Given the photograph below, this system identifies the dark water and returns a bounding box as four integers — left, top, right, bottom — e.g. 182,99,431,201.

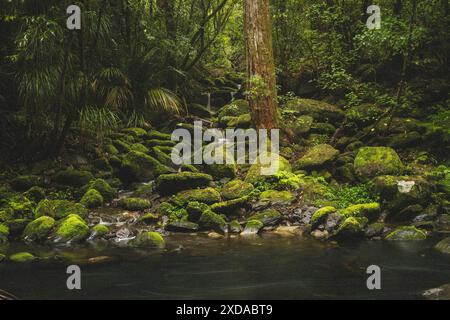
0,234,449,300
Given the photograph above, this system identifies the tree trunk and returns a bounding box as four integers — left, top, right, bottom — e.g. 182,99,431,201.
244,0,278,130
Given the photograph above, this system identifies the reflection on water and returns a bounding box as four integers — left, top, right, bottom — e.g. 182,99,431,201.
0,234,449,300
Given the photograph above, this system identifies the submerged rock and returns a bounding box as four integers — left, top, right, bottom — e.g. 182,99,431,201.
354,147,404,180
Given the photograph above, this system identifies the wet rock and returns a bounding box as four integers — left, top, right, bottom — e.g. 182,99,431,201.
422,283,450,300
242,220,263,235
365,222,385,238
310,206,336,229
139,213,159,224
435,237,450,254
23,216,55,242
198,210,227,233
354,147,404,180
84,178,118,202
248,209,281,226
394,204,424,222
9,252,36,263
295,144,339,171
90,224,109,239
186,202,209,222
229,220,242,233
166,221,199,232
131,231,165,248
156,172,213,195
273,226,303,237
384,226,427,241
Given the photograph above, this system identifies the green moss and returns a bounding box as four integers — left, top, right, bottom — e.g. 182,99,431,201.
158,202,189,223
120,151,172,182
118,197,151,211
5,219,29,235
354,147,404,179
91,224,109,237
54,169,94,187
385,226,427,241
245,155,292,184
131,143,149,153
248,209,281,226
5,195,34,218
54,214,89,243
9,252,36,263
210,197,249,215
0,208,14,223
365,222,385,237
218,100,249,119
132,231,165,248
171,188,221,206
147,130,172,141
156,172,213,195
139,213,159,224
221,180,254,200
0,224,9,244
330,183,379,209
335,216,368,239
80,189,104,209
229,220,242,233
146,139,176,148
152,146,173,167
122,127,147,138
242,220,264,235
260,190,295,204
311,206,336,228
166,221,199,232
295,144,339,170
35,199,88,220
112,139,132,153
340,203,381,221
226,113,252,128
198,210,227,233
294,115,314,135
186,202,210,222
104,143,119,155
86,178,117,202
23,186,46,202
23,216,55,241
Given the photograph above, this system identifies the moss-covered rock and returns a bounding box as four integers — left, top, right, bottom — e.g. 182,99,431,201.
385,226,427,241
53,214,89,243
295,144,339,170
293,115,314,135
118,197,151,211
35,199,88,220
131,231,165,248
226,114,252,128
435,237,450,254
91,224,109,238
171,188,221,206
80,189,104,209
365,222,385,238
229,220,242,233
311,206,336,229
23,216,55,241
247,209,281,226
245,154,291,184
122,127,147,138
4,195,34,219
387,131,422,149
354,147,404,179
210,197,249,215
259,190,295,204
218,99,249,119
147,130,172,141
198,210,227,233
23,186,46,203
0,224,9,244
340,203,381,221
333,216,368,239
138,212,159,224
54,169,94,187
11,175,42,191
104,143,119,155
120,151,172,183
221,179,254,200
158,202,189,223
242,220,264,235
152,146,174,167
186,202,210,222
0,208,13,223
130,143,149,154
311,122,336,135
285,99,345,125
9,252,36,263
156,172,213,195
112,139,132,153
85,178,117,202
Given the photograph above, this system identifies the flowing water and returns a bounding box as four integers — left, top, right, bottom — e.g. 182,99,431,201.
0,234,449,300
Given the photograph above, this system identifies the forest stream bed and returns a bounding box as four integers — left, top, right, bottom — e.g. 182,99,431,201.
1,235,450,300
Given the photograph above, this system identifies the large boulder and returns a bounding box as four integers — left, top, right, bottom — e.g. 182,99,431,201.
384,226,427,241
120,151,172,183
354,147,404,179
217,99,249,120
285,99,345,125
295,144,339,170
156,172,213,195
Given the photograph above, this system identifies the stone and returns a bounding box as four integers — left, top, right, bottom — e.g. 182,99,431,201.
35,199,88,220
166,221,199,232
385,226,427,241
131,231,165,248
247,209,281,226
118,197,151,211
241,220,263,235
156,172,213,195
435,237,450,254
23,216,55,241
221,180,254,200
354,147,404,179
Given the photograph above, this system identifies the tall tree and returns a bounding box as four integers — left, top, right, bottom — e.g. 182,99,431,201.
244,0,278,129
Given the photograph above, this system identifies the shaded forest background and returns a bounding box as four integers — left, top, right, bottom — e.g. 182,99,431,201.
0,0,449,166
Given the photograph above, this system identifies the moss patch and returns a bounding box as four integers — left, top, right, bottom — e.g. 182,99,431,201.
23,216,55,241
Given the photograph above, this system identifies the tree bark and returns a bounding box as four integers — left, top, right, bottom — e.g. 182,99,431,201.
244,0,278,130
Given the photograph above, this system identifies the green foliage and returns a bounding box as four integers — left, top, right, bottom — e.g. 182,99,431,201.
330,183,380,210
